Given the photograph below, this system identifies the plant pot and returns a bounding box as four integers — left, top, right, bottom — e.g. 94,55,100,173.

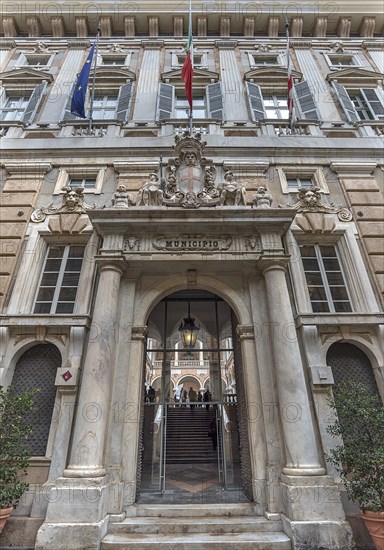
361,510,384,550
0,506,14,534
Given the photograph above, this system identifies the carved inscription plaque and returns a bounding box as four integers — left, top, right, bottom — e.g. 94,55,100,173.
152,234,232,251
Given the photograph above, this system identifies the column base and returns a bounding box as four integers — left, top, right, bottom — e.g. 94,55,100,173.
283,466,326,476
35,518,108,550
281,515,355,550
35,476,109,549
281,474,346,521
64,465,106,478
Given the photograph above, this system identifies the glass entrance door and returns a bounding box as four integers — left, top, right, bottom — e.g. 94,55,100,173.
139,290,246,503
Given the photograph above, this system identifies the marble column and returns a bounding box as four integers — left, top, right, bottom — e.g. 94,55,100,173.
64,258,124,478
262,260,325,476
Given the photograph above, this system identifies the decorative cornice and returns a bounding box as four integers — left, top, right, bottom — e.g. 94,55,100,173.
215,40,238,49
290,41,312,49
0,41,17,49
330,161,377,177
141,40,163,49
68,40,90,48
2,162,52,175
362,40,384,50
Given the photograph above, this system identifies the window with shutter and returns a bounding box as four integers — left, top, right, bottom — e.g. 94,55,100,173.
116,82,134,122
360,88,384,120
294,81,320,120
245,82,266,121
206,82,224,120
332,81,360,123
157,83,175,120
21,81,48,124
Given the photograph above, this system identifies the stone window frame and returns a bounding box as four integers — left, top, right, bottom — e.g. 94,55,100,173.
323,52,361,70
171,49,207,70
33,243,86,314
299,242,353,313
96,51,132,67
277,165,329,194
247,51,284,69
53,166,106,194
15,51,56,69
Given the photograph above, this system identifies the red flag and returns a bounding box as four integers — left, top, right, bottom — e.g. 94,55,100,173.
182,51,193,111
182,0,193,111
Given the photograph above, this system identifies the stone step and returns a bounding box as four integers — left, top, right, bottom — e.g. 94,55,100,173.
101,531,292,549
108,516,284,535
125,503,257,517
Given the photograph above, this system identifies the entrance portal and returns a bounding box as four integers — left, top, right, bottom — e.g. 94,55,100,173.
139,290,248,503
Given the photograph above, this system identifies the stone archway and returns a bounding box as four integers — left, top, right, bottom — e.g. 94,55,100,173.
137,288,251,503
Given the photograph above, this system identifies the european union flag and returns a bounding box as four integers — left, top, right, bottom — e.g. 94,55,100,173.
70,42,96,118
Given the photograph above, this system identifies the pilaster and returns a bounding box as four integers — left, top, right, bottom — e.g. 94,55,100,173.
330,161,383,307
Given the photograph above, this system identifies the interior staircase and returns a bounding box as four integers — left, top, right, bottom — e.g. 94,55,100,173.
101,503,292,549
166,407,217,464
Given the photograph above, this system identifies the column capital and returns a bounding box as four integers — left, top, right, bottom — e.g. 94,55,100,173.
236,324,254,340
131,326,148,341
260,257,290,275
95,255,126,275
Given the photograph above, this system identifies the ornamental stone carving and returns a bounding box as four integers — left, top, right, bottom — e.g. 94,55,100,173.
253,186,273,208
282,187,352,222
31,187,96,222
112,185,134,208
136,174,163,206
218,171,247,206
135,133,251,209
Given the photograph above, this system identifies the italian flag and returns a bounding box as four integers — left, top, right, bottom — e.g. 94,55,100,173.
182,0,193,111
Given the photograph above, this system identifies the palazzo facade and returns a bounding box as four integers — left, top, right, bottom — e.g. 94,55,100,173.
0,1,383,549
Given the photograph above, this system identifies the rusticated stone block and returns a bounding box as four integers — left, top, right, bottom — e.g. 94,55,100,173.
0,192,36,206
369,255,384,273
358,221,384,237
0,223,26,237
0,207,32,221
364,238,384,254
343,179,380,191
348,191,383,205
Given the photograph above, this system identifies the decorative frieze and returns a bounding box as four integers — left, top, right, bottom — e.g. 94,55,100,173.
152,234,232,252
268,17,279,37
51,17,65,37
173,16,183,37
243,18,255,37
313,17,327,37
197,17,207,37
100,16,112,37
75,17,89,37
359,17,376,37
27,16,41,37
2,17,18,38
337,17,351,38
124,17,136,37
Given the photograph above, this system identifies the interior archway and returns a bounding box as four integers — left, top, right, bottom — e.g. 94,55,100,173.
139,289,250,503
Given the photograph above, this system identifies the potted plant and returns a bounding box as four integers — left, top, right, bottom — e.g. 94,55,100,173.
0,386,36,534
326,381,384,550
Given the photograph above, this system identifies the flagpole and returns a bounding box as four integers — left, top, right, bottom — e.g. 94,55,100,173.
88,23,101,134
285,16,295,134
188,0,193,135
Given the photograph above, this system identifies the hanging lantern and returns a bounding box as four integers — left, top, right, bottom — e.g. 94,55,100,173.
178,301,199,349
